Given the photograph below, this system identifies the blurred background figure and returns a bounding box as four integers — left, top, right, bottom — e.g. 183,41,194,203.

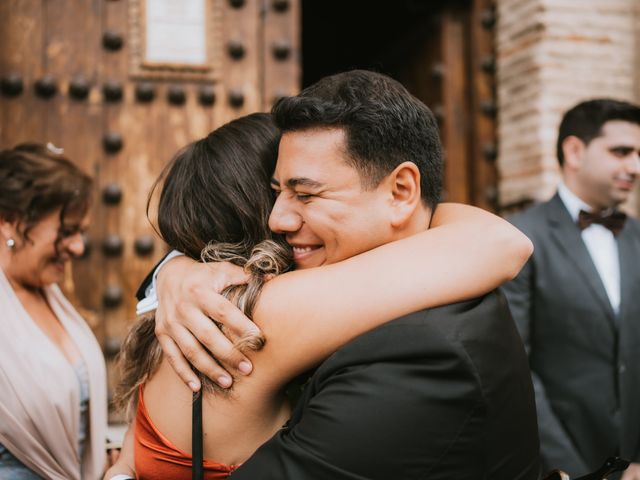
502,100,640,480
0,144,107,480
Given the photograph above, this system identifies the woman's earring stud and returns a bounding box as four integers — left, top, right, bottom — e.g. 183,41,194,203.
6,238,15,249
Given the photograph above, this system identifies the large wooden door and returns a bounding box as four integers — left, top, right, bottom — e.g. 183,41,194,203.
0,0,299,414
301,0,498,210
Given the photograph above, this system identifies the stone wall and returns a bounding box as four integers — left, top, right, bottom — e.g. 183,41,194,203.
496,0,640,213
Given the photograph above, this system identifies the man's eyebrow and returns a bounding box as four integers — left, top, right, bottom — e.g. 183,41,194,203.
270,176,325,189
286,177,324,189
609,145,635,150
608,145,638,155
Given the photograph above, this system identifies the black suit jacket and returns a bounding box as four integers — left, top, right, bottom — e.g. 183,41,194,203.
231,291,539,480
501,194,640,477
136,261,159,301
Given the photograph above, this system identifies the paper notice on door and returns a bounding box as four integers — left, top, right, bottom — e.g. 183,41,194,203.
144,0,207,66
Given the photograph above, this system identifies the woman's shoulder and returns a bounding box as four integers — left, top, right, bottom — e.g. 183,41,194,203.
135,381,237,480
142,358,194,452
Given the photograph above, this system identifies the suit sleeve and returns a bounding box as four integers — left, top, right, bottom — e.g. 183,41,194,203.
135,264,157,301
502,256,590,475
231,326,484,480
135,250,184,302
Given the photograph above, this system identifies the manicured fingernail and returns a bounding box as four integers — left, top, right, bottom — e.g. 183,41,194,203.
218,375,232,388
238,361,252,375
188,381,200,392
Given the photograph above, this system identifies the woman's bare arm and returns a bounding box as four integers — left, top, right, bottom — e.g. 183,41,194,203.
252,203,532,383
103,422,136,480
150,203,531,391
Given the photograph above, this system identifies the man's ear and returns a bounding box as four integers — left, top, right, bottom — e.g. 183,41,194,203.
386,161,421,228
562,136,586,171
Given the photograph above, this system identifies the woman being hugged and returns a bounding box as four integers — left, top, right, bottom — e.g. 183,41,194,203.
0,144,107,480
107,112,532,480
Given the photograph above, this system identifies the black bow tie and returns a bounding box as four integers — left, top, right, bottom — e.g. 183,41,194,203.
577,209,627,235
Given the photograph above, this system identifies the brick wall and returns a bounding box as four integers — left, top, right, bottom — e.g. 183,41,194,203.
496,0,640,213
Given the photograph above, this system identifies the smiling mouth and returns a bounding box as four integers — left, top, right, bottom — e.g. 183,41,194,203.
291,245,323,264
292,245,321,255
615,177,636,190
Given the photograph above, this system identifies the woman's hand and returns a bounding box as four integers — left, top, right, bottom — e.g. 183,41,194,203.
103,425,135,480
154,256,258,391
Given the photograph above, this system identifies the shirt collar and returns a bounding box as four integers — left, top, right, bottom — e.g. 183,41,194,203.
557,182,594,222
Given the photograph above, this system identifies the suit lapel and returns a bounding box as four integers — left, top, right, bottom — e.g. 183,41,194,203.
545,194,617,326
617,224,639,321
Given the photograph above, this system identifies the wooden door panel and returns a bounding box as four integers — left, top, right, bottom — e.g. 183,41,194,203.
0,0,300,417
0,0,46,145
47,1,105,325
350,0,497,209
469,0,498,211
219,0,262,123
262,0,301,111
441,5,472,204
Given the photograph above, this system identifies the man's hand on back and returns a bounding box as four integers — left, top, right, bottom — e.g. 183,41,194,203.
154,255,258,391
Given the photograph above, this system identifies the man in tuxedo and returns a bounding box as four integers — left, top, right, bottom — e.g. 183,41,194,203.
141,70,540,479
501,99,640,480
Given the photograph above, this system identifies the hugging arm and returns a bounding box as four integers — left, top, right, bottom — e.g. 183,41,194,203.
252,203,533,382
151,203,532,389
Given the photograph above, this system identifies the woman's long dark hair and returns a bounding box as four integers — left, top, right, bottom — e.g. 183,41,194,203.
115,113,292,416
155,113,281,259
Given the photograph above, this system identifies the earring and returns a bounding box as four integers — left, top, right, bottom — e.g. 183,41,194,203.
6,238,15,249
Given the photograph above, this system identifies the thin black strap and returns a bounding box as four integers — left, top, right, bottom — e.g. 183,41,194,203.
192,391,204,480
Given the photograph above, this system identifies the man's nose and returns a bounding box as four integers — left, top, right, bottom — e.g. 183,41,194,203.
66,232,85,257
625,152,640,175
269,194,303,234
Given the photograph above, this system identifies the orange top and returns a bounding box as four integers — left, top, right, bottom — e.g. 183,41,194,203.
134,385,238,480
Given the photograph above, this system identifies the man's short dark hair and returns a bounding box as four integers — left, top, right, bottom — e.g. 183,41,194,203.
272,70,443,208
557,98,640,166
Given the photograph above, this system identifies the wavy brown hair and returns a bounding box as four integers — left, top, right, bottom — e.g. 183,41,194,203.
0,143,92,245
115,113,292,418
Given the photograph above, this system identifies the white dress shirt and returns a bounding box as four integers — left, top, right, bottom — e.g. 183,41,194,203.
136,249,184,315
557,182,621,314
